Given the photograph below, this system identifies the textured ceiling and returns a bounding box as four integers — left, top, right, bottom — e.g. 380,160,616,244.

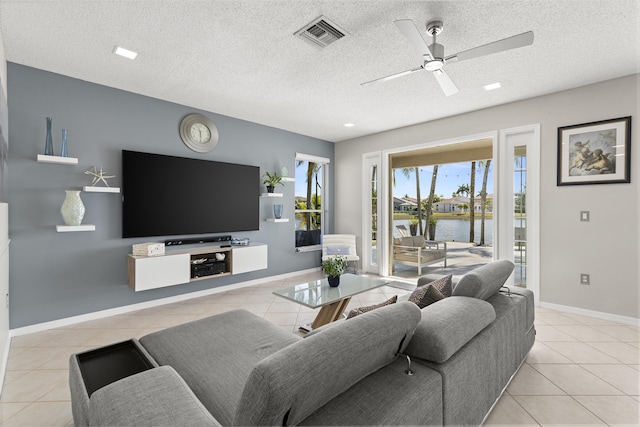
1,1,638,143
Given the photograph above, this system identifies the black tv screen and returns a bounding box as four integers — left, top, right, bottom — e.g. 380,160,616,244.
122,150,260,238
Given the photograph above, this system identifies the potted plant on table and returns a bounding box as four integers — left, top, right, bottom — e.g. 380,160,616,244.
322,255,348,287
262,171,284,193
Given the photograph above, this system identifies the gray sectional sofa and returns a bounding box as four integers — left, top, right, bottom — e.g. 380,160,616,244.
69,260,535,426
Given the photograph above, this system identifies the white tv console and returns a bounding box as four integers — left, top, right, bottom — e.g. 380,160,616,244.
127,243,268,292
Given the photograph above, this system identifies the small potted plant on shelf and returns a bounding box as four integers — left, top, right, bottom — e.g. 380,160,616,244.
322,255,348,287
262,171,284,193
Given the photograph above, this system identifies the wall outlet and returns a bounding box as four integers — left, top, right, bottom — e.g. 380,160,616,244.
580,273,590,285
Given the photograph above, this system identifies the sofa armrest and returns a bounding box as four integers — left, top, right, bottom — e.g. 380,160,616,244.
89,366,220,426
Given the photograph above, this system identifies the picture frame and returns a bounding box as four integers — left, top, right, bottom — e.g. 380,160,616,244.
557,116,631,186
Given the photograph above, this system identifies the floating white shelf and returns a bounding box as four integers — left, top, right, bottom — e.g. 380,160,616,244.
265,218,289,223
56,224,96,232
282,177,295,182
83,186,120,193
37,154,78,165
261,192,283,197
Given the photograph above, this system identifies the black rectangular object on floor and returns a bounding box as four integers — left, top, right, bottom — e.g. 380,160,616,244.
76,340,155,397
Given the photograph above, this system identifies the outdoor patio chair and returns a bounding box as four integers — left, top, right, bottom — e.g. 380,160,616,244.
393,236,447,276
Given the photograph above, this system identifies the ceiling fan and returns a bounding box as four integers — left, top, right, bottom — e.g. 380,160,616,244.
362,19,534,96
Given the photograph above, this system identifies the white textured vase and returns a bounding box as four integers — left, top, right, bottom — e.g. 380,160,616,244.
61,190,85,226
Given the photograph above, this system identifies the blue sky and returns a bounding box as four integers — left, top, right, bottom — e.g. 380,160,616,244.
393,162,493,200
291,161,494,200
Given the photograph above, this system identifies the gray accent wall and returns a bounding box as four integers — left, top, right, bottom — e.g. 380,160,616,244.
7,63,334,328
336,74,639,320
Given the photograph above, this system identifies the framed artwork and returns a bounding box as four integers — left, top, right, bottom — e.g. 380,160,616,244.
557,116,631,186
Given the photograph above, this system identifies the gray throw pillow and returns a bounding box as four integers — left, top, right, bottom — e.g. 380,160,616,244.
346,295,397,319
452,260,514,300
408,284,445,309
408,274,451,308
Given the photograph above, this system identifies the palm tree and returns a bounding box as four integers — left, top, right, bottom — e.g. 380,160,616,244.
454,183,470,197
469,161,476,243
400,167,423,235
423,165,439,239
478,160,492,246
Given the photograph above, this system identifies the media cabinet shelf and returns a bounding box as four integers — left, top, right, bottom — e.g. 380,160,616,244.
37,154,79,165
127,243,267,291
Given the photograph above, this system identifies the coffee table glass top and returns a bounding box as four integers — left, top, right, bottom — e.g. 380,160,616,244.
272,274,389,309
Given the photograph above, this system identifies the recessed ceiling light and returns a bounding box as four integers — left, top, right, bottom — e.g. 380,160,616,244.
113,46,138,60
344,123,355,127
483,82,502,91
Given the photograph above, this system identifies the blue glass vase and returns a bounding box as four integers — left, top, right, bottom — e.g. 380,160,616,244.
44,117,54,155
60,129,68,157
273,204,283,219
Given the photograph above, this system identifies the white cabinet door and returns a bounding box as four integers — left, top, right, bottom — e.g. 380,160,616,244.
232,244,268,275
129,253,190,291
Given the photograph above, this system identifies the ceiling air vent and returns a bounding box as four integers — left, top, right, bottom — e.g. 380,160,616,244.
295,16,348,48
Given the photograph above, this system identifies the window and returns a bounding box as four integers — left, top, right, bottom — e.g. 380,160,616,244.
294,153,329,251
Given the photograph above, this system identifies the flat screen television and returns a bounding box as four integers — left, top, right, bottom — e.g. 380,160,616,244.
122,150,260,238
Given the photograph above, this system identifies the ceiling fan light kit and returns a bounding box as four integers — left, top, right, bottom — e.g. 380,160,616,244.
362,18,534,97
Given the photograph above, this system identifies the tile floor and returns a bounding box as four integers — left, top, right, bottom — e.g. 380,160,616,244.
0,270,638,426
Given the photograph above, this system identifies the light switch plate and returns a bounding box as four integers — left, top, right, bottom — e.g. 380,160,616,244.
580,211,590,222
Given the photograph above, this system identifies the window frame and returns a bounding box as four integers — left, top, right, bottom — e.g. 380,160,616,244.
294,153,330,252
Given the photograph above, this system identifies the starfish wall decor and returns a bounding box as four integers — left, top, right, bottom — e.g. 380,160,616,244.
84,166,115,187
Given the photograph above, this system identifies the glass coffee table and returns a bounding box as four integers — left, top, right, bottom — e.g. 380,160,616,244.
273,274,389,332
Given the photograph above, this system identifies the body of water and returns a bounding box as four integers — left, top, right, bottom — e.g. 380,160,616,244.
394,218,494,244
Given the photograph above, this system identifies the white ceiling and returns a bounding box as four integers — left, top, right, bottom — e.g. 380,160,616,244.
1,1,638,143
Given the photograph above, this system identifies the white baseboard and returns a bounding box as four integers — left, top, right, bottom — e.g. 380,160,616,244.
10,267,321,337
539,301,640,327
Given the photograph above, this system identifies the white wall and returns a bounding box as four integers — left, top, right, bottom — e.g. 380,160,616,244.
335,74,639,319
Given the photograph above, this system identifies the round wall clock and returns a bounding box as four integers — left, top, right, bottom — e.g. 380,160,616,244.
179,113,219,153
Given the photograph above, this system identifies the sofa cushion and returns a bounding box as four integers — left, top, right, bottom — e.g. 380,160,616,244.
89,366,220,426
404,296,496,363
234,301,421,426
452,259,514,300
346,295,397,319
298,357,443,426
139,309,300,426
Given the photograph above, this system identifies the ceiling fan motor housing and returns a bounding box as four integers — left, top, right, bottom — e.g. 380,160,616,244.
425,42,445,70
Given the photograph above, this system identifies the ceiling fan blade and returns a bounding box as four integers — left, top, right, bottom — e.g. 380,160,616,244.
361,66,424,86
394,19,434,59
433,69,459,96
446,31,534,63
